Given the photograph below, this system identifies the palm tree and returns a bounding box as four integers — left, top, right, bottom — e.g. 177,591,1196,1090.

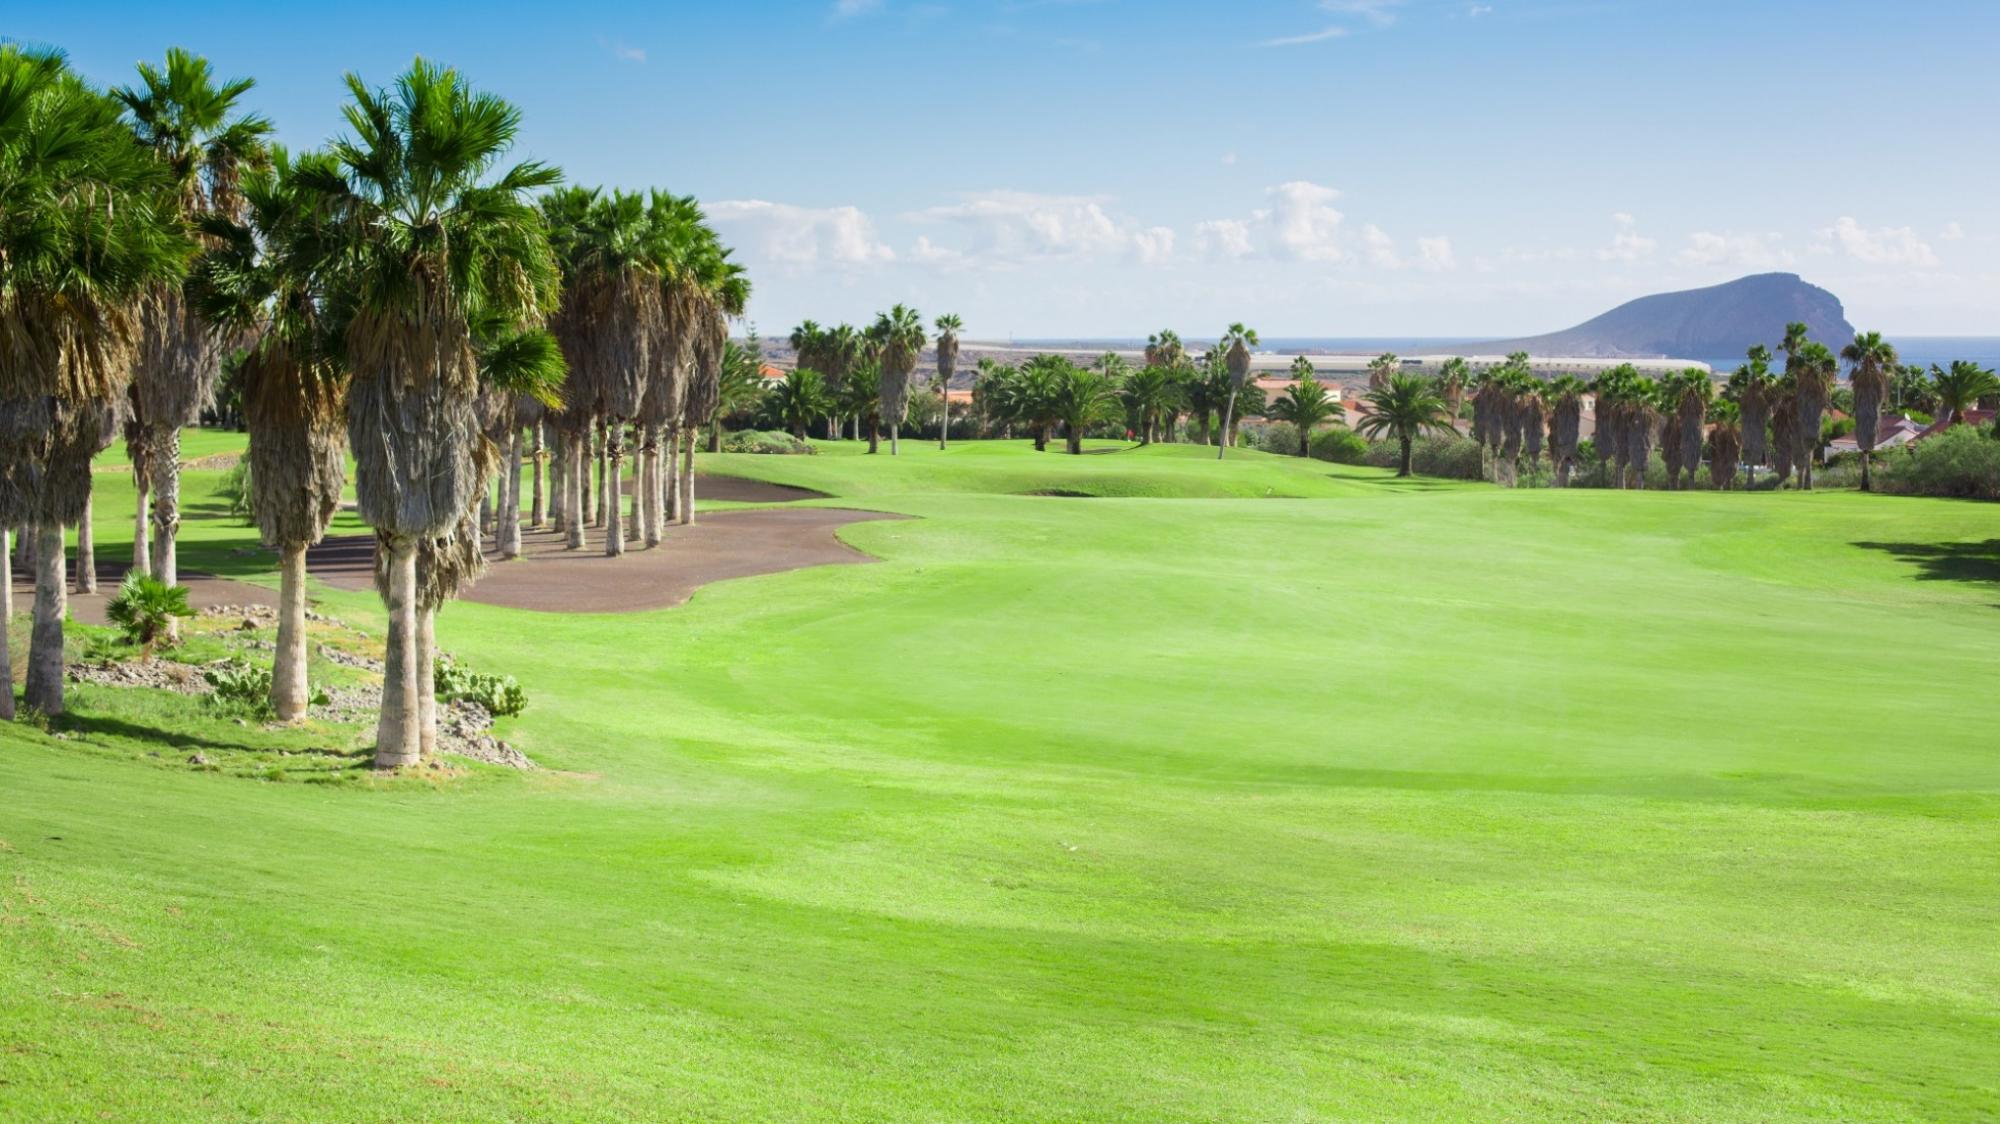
1547,377,1586,486
1215,324,1258,460
1121,364,1182,445
1930,361,2000,428
331,60,560,767
789,319,828,436
1841,331,1898,491
1891,362,1938,416
677,244,748,525
1046,360,1123,453
711,337,766,452
1727,348,1774,490
870,304,924,454
1793,341,1837,489
1266,358,1341,456
115,49,271,590
1366,352,1398,392
1707,400,1744,491
1438,357,1470,431
933,313,962,449
1146,330,1187,441
0,47,188,718
192,147,354,720
1357,374,1453,476
773,368,829,439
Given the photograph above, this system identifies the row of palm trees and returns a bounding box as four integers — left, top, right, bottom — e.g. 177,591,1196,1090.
0,48,747,768
784,308,947,452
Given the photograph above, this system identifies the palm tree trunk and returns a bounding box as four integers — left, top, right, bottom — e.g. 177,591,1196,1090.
605,421,626,557
75,492,95,594
708,420,722,454
151,428,180,587
939,390,950,450
25,522,67,716
629,425,643,539
678,428,695,526
479,490,493,544
1860,450,1873,492
641,425,660,547
1067,428,1082,455
868,418,880,454
374,536,420,768
1399,437,1413,477
593,420,609,527
530,422,546,527
664,425,681,523
1,527,12,721
549,433,566,532
416,606,437,759
565,432,588,551
272,543,310,721
502,429,524,559
1216,391,1239,460
890,421,900,456
131,455,150,578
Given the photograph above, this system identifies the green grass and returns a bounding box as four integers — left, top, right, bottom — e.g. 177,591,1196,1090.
4,433,1999,1120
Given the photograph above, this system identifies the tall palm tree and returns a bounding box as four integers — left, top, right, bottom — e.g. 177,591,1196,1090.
1841,331,1898,491
1727,347,1774,490
1793,341,1837,490
1547,377,1585,486
712,336,766,451
933,313,962,450
789,318,830,437
1215,323,1258,460
1930,360,2000,427
331,60,560,767
115,49,271,589
0,47,189,718
1356,374,1453,476
870,304,924,454
678,244,748,524
1366,352,1398,392
192,147,354,720
1121,364,1182,445
1438,357,1470,431
1266,358,1341,456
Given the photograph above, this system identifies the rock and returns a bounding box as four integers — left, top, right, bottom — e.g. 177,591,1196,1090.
188,753,209,766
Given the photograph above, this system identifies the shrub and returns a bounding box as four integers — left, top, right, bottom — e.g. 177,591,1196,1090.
434,654,528,716
721,430,816,455
204,658,272,715
1309,428,1369,464
1873,425,2000,499
216,460,255,523
1253,421,1300,456
104,574,194,656
1363,436,1484,479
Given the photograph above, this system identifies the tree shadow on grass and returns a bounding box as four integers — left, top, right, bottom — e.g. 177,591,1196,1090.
1348,475,1462,492
1852,539,2000,596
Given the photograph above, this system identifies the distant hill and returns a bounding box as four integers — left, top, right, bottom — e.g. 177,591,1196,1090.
1466,273,1857,360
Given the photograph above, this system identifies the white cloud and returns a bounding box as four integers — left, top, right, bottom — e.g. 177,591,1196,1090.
1267,181,1346,261
1941,221,1965,241
1817,216,1938,266
1320,0,1404,25
905,190,1166,266
595,36,646,63
831,0,884,19
1221,151,1238,166
1468,4,1494,15
1361,224,1401,268
1597,212,1657,262
1257,25,1350,46
1676,230,1791,268
1194,218,1255,260
706,200,895,269
1417,236,1457,271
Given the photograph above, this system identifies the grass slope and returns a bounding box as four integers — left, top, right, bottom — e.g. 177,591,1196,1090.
3,435,1998,1120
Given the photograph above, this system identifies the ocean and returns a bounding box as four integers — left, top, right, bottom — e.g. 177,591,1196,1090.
1006,337,2000,373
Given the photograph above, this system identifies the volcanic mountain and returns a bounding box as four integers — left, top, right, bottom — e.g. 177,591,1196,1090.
1467,273,1856,359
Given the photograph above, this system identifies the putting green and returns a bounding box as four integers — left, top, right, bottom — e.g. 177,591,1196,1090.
4,435,1997,1120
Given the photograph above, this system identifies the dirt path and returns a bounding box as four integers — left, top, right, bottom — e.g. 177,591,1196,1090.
305,506,901,614
8,562,276,627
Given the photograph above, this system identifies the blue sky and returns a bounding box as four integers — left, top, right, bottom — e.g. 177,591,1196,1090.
12,0,1997,337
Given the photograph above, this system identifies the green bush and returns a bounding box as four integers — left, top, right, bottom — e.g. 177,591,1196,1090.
204,658,272,716
1363,436,1484,479
217,460,255,523
1309,428,1369,464
1253,421,1301,456
434,654,528,716
105,574,194,655
1873,425,2000,499
721,430,816,456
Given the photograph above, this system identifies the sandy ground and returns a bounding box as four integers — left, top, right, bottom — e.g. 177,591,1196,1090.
305,507,901,614
12,475,884,624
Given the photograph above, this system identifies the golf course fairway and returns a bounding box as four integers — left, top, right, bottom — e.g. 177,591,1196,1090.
4,438,1997,1121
